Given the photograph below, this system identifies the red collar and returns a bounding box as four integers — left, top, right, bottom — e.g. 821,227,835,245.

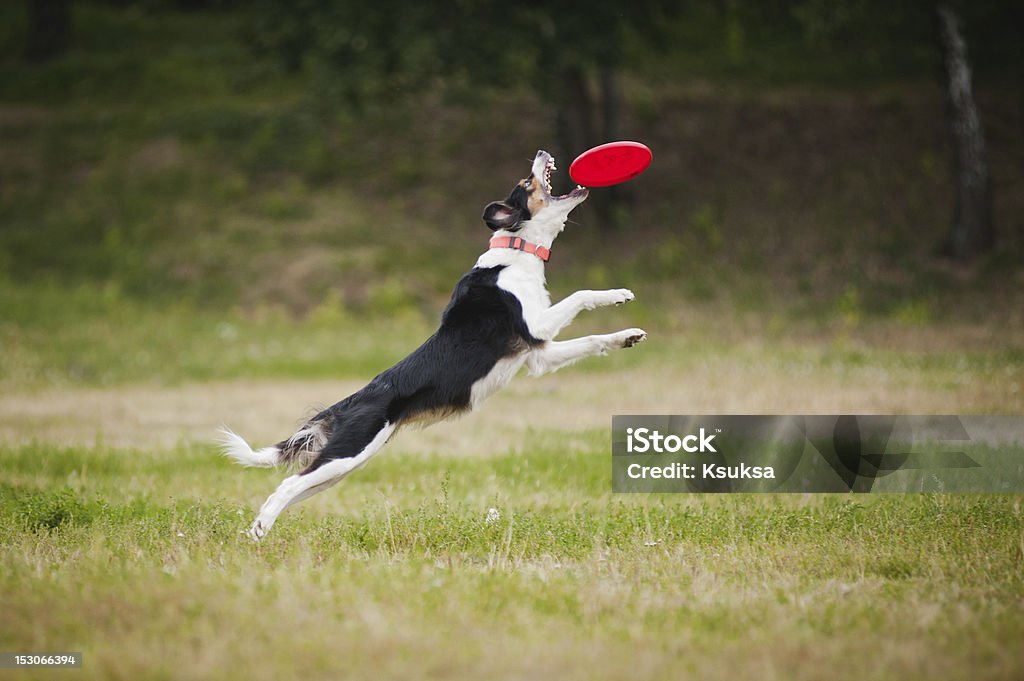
489,236,551,262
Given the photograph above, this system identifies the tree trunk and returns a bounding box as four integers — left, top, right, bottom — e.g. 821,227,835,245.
553,65,631,231
598,65,633,229
935,4,994,260
555,65,596,161
24,0,72,63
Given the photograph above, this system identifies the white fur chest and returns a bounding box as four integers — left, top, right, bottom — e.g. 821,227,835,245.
474,250,552,340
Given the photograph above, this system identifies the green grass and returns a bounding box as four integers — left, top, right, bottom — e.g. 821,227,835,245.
1,439,1022,680
0,276,438,389
1,5,1022,677
3,273,1023,401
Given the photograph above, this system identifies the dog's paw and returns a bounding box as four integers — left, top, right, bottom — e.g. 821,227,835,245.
607,289,635,306
617,328,647,348
582,289,635,311
246,519,268,542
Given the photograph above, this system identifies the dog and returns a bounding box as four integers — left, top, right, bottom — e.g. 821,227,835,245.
220,150,647,540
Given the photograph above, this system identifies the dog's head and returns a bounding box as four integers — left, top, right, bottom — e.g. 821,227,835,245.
482,150,588,243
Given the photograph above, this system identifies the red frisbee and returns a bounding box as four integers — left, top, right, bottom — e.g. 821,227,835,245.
569,141,652,188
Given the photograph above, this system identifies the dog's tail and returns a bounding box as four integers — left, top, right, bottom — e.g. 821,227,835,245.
218,416,333,470
217,428,282,467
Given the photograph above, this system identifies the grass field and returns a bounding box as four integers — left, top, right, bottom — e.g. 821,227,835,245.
2,3,1023,678
2,330,1023,681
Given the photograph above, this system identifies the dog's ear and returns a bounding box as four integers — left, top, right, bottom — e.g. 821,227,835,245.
482,201,524,232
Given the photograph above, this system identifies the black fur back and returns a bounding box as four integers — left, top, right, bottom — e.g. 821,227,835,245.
301,265,542,472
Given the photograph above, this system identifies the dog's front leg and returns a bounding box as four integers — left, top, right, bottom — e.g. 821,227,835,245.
533,289,635,339
525,328,647,376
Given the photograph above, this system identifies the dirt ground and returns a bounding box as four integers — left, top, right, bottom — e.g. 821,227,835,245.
2,356,1017,454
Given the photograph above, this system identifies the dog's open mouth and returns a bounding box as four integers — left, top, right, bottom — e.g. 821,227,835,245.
543,156,555,194
538,153,587,201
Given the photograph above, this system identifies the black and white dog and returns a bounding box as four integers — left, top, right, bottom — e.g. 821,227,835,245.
220,150,646,540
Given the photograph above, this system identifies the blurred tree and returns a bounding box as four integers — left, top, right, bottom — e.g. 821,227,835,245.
934,4,993,260
245,0,677,230
24,0,72,62
245,0,1018,242
786,0,998,260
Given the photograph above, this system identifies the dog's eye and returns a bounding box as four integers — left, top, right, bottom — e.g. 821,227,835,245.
523,179,532,188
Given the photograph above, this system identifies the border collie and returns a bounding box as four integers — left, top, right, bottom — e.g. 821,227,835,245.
220,150,646,540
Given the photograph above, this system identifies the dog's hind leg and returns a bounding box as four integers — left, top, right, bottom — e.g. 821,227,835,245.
246,421,397,540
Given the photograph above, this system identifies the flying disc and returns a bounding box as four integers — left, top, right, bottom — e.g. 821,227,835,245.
569,141,652,188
